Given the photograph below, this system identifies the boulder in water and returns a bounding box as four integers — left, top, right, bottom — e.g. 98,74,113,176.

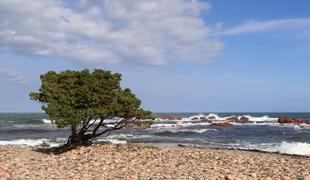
207,116,217,120
191,117,199,121
209,122,234,126
239,116,249,121
278,117,310,124
226,116,238,121
200,116,207,121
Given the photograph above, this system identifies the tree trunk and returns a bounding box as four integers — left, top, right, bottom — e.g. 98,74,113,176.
67,125,93,146
67,133,93,146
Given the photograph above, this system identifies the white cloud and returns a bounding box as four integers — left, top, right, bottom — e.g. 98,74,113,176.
0,0,222,65
218,18,310,36
0,68,28,84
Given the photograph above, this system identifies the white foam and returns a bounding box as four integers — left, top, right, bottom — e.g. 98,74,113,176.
157,114,278,122
239,122,310,129
188,114,205,120
107,139,127,144
0,139,62,147
187,114,226,121
206,113,227,120
151,122,211,128
243,115,278,122
108,134,136,139
192,129,214,133
152,128,217,133
96,138,127,144
41,119,52,124
192,114,278,121
264,142,310,156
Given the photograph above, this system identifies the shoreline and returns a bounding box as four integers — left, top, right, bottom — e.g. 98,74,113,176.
0,144,309,179
2,141,310,158
133,143,310,158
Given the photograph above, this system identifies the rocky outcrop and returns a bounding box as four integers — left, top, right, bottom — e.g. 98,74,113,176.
226,116,238,121
226,116,249,121
239,116,249,121
207,116,217,120
200,117,207,121
209,122,234,126
191,117,199,121
278,117,310,124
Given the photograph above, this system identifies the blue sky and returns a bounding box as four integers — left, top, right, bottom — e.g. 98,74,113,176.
0,0,310,112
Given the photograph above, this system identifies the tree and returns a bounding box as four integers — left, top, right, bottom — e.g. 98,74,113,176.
30,69,152,146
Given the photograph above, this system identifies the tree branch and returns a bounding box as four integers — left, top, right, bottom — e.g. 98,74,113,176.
84,117,99,131
92,115,109,135
93,117,133,138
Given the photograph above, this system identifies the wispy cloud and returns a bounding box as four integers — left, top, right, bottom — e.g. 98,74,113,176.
0,0,222,65
218,18,310,36
0,68,28,84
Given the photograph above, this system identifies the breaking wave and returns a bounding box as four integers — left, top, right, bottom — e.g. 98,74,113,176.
0,138,65,147
152,128,217,133
42,119,52,124
157,113,278,122
246,115,278,122
265,142,310,156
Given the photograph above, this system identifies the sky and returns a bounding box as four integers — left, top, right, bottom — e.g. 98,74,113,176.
0,0,310,112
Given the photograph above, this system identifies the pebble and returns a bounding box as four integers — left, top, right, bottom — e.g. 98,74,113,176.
225,175,235,180
249,173,257,178
281,176,291,180
304,176,310,180
0,166,10,179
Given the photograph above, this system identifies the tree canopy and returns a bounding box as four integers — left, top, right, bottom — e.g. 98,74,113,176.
30,69,152,145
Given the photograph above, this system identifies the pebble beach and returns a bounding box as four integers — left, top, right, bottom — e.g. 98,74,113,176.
0,144,309,180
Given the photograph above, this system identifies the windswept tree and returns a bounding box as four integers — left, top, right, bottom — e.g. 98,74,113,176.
30,69,152,146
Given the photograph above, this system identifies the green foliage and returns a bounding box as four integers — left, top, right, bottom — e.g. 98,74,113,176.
30,69,152,131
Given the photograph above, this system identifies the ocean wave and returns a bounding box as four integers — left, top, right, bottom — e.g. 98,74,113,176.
105,134,310,156
215,141,310,156
241,115,278,122
151,122,212,128
0,138,65,147
239,122,310,129
108,134,154,140
153,128,217,133
96,138,127,144
157,113,278,122
152,121,310,130
42,119,52,124
180,114,226,121
264,142,310,156
0,124,56,129
191,129,213,133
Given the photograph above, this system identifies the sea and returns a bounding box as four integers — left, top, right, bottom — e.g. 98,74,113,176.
0,112,309,156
